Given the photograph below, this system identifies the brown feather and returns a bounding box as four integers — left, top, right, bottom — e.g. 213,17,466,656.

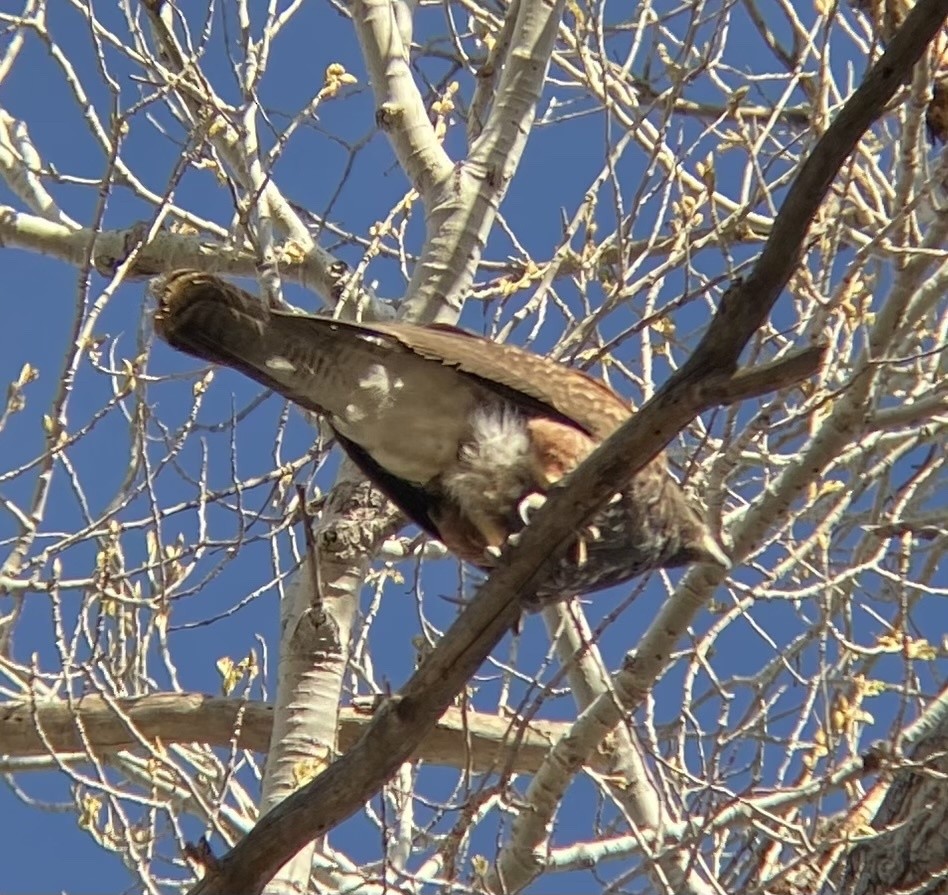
363,321,633,440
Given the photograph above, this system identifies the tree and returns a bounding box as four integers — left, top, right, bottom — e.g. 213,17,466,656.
0,0,946,893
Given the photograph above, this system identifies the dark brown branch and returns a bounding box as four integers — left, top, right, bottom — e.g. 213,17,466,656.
185,2,948,891
698,344,826,405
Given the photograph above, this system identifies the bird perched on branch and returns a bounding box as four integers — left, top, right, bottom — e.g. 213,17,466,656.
153,270,729,604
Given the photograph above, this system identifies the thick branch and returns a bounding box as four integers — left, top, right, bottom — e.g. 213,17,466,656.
0,693,274,756
0,206,343,298
352,0,454,195
839,693,948,894
0,693,595,777
401,0,569,322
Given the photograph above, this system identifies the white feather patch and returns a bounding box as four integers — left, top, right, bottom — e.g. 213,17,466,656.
445,406,533,511
460,407,531,468
357,363,394,397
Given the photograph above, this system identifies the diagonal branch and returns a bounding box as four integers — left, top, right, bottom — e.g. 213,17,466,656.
400,0,569,322
352,0,454,196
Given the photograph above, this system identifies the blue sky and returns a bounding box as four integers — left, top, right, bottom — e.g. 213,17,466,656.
1,2,946,893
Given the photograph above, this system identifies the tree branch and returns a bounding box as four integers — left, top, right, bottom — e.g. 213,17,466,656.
352,0,454,196
0,692,595,777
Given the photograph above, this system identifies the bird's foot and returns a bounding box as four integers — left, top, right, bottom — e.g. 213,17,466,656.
573,524,602,568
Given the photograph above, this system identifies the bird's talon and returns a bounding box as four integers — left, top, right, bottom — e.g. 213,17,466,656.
575,536,588,567
518,492,547,526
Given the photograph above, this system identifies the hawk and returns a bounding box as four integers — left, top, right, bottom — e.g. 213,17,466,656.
153,271,729,603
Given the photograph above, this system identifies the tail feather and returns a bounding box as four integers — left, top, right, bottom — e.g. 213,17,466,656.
154,270,274,373
153,270,353,418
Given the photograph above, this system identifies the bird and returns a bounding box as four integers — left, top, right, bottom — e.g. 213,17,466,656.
152,270,729,605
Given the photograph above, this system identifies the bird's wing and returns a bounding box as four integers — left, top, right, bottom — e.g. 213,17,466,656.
154,271,633,440
151,270,631,551
361,321,633,440
154,272,470,541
